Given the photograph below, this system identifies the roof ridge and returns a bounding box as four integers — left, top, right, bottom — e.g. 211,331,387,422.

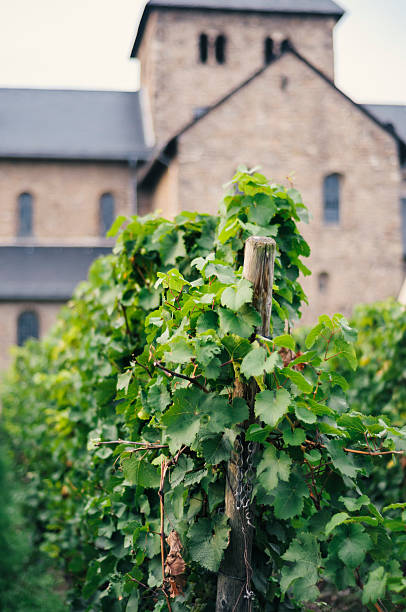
138,43,405,185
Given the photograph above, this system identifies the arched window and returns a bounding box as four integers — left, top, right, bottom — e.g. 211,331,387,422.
199,33,208,64
17,192,33,237
215,34,226,64
318,272,329,293
17,310,39,346
99,192,115,236
323,173,341,224
264,37,274,64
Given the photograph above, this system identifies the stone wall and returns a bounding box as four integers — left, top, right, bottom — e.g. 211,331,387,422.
137,8,336,144
0,160,135,243
165,52,403,323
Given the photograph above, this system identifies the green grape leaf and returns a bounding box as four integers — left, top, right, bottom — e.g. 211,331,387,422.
295,404,317,424
283,428,306,446
284,368,313,393
221,335,251,360
196,310,219,333
362,567,387,605
117,370,132,394
273,471,309,519
221,279,253,311
122,455,160,488
255,388,291,427
218,307,257,338
163,338,194,364
200,429,236,464
247,193,277,225
187,515,230,572
273,334,296,351
240,346,267,378
305,323,324,349
281,533,320,601
325,512,350,536
257,445,291,491
335,524,372,569
245,423,272,443
325,440,361,479
161,388,206,453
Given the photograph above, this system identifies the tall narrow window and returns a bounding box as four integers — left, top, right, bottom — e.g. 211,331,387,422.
318,272,329,293
215,34,226,64
17,310,39,346
323,173,341,224
264,37,274,64
199,33,208,64
99,192,115,236
17,192,33,237
401,198,406,257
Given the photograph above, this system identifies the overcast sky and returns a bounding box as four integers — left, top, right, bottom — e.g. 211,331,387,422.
0,0,405,104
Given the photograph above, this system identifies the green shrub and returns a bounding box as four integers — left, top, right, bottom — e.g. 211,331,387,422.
0,430,67,612
2,171,406,611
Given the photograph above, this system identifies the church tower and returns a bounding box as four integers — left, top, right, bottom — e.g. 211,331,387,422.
131,0,344,145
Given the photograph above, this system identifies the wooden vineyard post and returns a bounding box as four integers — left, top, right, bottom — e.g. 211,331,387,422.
216,236,276,611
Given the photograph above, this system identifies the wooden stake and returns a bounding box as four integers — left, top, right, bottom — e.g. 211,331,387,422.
216,236,276,612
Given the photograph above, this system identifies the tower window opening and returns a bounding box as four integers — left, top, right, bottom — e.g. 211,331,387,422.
281,38,291,53
264,37,274,64
215,34,226,64
199,33,208,64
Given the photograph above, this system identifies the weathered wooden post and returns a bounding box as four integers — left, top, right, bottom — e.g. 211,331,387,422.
216,236,276,611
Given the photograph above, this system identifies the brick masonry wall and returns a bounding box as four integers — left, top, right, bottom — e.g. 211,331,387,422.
0,160,135,243
160,52,403,324
0,302,63,371
138,8,336,145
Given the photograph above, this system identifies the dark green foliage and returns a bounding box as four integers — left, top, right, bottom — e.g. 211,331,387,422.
0,431,67,612
1,170,405,611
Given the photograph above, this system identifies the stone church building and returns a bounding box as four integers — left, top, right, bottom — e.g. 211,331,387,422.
0,0,405,369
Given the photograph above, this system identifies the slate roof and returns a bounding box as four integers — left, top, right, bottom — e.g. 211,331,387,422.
0,89,149,161
364,104,406,145
0,246,112,301
131,0,344,56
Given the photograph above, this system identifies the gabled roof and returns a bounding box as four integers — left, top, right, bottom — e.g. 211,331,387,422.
131,0,344,57
139,44,406,186
364,104,406,145
0,88,150,162
0,246,112,301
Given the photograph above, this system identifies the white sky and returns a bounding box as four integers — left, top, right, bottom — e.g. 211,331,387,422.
0,0,405,104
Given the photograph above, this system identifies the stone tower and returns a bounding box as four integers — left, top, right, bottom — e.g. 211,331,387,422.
131,0,344,145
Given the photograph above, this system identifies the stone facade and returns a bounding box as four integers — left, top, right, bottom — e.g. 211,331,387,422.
0,160,136,369
138,8,336,145
137,10,404,325
0,160,135,243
